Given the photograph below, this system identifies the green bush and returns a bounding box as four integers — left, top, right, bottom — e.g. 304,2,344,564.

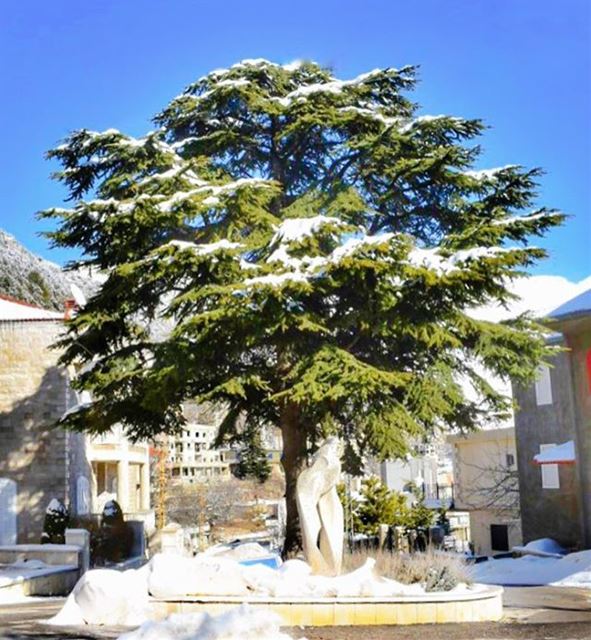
40,499,69,544
93,500,134,564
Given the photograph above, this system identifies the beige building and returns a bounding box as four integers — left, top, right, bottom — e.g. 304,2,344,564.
0,295,151,543
168,403,231,482
448,427,522,555
169,423,231,482
168,405,284,483
89,423,151,515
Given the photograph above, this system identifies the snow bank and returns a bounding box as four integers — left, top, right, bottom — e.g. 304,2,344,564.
47,566,151,626
512,538,567,558
470,549,591,587
116,605,303,640
148,554,251,598
148,554,422,599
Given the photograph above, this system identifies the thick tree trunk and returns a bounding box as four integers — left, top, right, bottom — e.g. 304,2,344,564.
280,401,308,559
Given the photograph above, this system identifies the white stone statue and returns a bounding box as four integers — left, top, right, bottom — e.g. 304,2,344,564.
296,437,344,576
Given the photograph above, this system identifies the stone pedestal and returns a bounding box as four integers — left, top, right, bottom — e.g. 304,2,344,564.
65,529,90,574
159,523,187,556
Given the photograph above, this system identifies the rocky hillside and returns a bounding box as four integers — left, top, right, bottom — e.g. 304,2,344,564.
0,229,97,311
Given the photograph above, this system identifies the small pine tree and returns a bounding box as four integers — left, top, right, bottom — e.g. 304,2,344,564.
41,498,69,544
408,496,435,530
353,476,409,535
94,500,133,563
232,423,271,482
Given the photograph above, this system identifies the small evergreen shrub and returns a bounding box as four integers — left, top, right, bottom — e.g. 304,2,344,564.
40,498,69,544
93,500,134,564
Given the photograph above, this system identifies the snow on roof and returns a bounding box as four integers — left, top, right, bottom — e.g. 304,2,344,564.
533,440,576,465
0,295,63,322
548,285,591,321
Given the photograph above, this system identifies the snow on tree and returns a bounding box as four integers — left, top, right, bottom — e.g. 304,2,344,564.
40,59,564,557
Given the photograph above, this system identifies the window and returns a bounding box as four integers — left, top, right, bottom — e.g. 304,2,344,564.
540,444,560,489
506,453,515,467
490,524,509,551
534,365,553,406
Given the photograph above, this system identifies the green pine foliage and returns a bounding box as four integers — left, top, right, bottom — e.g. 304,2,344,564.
39,59,564,552
339,476,436,535
232,423,272,482
353,476,410,535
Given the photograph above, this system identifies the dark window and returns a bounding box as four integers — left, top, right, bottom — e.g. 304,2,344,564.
490,524,509,551
506,453,515,467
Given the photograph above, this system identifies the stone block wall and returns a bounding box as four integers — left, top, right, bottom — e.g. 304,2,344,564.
0,320,90,542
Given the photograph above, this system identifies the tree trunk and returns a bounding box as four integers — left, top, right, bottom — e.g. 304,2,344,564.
280,401,308,559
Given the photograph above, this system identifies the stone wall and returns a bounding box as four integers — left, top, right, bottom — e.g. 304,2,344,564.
513,347,583,547
0,320,90,542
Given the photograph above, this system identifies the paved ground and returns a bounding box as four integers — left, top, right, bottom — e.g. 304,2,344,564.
1,593,591,640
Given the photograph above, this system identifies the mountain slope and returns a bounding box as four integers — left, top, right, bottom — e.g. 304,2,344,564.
0,229,97,310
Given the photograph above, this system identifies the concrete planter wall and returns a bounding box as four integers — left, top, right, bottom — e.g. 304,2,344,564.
150,586,503,626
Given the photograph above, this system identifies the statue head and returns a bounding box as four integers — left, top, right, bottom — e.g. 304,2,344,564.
315,436,344,461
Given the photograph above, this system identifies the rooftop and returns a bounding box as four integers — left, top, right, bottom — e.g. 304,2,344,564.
0,294,63,322
548,286,591,321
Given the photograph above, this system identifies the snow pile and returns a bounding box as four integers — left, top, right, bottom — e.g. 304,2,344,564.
149,554,250,598
470,549,591,587
148,554,424,599
513,538,567,558
47,566,151,626
116,606,303,640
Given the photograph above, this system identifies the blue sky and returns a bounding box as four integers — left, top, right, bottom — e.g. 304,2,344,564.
1,0,589,280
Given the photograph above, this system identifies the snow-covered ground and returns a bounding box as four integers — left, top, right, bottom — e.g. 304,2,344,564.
117,606,303,640
470,549,591,587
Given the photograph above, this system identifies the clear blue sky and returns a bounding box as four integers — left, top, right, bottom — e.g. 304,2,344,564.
1,0,589,280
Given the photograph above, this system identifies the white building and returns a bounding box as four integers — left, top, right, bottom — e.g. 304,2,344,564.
379,441,454,507
168,404,231,482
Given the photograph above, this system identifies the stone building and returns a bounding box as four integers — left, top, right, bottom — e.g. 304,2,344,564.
512,286,591,549
0,295,151,544
449,427,521,555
